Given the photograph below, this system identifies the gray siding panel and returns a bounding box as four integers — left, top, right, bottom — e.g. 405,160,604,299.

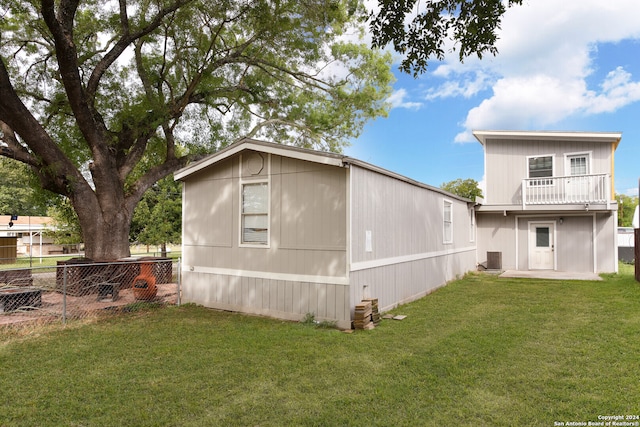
350,166,475,264
349,165,476,312
350,250,476,313
182,152,348,277
182,271,351,329
484,139,613,205
478,212,616,273
476,214,516,269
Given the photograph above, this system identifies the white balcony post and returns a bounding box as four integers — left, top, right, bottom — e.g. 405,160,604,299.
522,179,527,210
604,175,611,209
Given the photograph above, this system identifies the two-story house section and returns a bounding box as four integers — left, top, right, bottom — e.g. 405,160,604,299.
474,130,622,274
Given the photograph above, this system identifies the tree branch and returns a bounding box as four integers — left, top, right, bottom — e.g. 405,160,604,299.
85,0,195,99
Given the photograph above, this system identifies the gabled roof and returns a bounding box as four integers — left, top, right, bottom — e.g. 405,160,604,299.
473,130,622,149
174,138,344,180
174,138,471,202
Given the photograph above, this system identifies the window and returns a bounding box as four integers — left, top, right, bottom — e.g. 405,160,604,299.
567,154,589,176
241,182,269,245
469,208,475,242
443,200,453,244
535,227,550,248
528,155,553,186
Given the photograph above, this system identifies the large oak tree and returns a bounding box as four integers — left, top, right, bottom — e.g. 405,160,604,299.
0,0,393,260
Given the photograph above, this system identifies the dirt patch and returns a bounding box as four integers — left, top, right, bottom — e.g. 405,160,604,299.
0,283,179,327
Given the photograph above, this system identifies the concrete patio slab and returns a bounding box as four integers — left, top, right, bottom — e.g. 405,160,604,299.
499,270,602,281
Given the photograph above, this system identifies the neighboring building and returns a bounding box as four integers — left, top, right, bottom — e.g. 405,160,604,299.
474,130,621,274
175,138,477,328
0,215,66,256
617,227,634,263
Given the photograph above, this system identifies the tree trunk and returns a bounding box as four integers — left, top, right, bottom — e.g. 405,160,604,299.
161,242,167,258
75,199,133,261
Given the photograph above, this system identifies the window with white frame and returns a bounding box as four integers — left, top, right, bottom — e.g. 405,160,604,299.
469,207,475,242
567,154,589,176
528,155,553,186
241,181,269,245
443,200,453,244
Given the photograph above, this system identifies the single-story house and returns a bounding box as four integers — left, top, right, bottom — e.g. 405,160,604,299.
175,138,477,329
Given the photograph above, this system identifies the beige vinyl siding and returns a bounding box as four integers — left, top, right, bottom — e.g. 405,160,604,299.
181,150,349,327
477,212,616,273
595,212,616,272
555,216,593,272
182,151,347,276
349,165,476,312
181,271,351,329
476,214,517,270
350,166,472,262
484,139,612,206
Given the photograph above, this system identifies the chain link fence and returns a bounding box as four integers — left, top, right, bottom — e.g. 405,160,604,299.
0,258,181,327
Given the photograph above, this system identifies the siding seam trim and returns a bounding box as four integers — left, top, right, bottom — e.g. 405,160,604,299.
350,246,476,272
185,266,349,286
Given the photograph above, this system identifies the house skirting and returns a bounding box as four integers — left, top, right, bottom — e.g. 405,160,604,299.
349,247,477,313
181,270,352,329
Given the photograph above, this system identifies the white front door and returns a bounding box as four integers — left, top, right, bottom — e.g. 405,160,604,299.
529,222,555,270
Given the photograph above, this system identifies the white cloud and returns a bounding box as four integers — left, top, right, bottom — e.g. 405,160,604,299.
411,0,640,142
425,71,492,100
388,88,423,110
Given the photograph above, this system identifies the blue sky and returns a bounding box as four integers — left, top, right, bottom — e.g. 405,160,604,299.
345,0,640,196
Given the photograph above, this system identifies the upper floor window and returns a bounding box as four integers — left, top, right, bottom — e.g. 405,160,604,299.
528,155,553,186
241,181,269,245
443,200,453,244
567,153,589,176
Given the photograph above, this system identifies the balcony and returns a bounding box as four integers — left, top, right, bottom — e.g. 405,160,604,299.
521,174,611,209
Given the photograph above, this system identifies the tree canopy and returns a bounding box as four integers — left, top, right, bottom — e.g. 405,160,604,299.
0,0,393,260
0,158,52,216
616,194,638,227
441,178,483,201
130,176,181,252
370,0,523,76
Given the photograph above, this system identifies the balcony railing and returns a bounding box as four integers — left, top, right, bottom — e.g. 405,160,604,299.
521,174,610,209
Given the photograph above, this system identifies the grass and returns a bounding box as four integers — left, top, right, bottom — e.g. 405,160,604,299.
1,265,639,426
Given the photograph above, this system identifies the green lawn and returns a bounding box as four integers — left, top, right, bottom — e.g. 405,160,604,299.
1,266,639,426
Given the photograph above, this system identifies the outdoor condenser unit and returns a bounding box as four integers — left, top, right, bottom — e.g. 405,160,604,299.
487,252,502,270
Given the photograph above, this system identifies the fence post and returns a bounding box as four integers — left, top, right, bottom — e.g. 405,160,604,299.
177,258,181,306
62,264,67,324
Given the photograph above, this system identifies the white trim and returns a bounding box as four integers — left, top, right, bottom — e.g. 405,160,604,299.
350,246,476,272
174,139,344,180
346,166,352,282
238,153,271,248
443,199,453,244
469,207,476,243
515,216,519,269
527,220,557,270
613,210,618,273
184,265,350,286
564,151,592,176
593,214,597,274
473,130,622,146
526,153,555,181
